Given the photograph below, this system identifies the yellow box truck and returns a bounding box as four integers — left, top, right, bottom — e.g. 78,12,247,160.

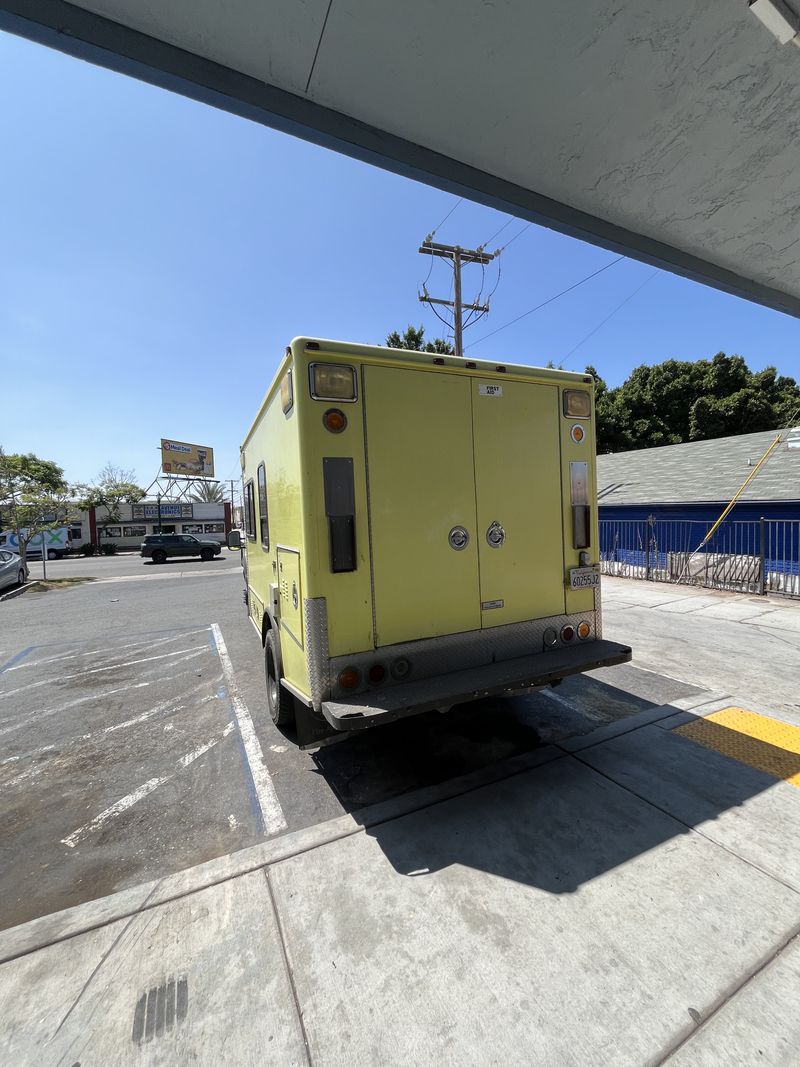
232,337,631,747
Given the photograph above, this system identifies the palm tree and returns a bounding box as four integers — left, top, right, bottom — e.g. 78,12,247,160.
189,481,225,503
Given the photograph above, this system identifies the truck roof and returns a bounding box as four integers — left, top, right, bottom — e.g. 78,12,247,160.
242,336,592,449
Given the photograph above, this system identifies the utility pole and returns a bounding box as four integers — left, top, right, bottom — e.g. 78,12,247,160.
418,240,497,358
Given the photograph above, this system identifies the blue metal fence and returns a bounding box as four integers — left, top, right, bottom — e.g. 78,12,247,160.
599,517,800,597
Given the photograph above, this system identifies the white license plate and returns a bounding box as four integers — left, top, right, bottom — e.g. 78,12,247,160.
569,567,600,590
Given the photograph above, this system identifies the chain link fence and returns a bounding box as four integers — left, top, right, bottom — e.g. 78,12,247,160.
599,517,800,598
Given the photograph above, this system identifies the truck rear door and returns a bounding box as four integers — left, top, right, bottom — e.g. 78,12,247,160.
363,365,481,646
471,378,566,626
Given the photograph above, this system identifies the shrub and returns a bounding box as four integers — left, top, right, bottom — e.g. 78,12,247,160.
100,543,117,556
79,542,96,556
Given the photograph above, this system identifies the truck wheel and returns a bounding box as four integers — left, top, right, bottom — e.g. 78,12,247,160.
265,629,295,727
152,549,167,564
200,547,214,561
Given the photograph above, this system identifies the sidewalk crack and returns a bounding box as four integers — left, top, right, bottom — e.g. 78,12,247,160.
263,867,314,1066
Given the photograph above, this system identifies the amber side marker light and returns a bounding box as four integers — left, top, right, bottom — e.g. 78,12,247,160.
577,622,591,640
570,424,586,444
339,667,360,689
323,409,347,433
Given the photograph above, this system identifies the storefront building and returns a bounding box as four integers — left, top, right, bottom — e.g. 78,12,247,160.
70,501,232,550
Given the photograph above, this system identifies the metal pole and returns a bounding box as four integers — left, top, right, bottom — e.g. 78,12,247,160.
40,524,47,581
157,493,162,534
453,249,463,358
758,516,766,595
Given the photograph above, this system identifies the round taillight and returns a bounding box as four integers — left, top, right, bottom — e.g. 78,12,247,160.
577,621,591,640
570,424,586,444
561,625,575,642
323,408,347,433
391,657,411,680
368,663,386,685
543,627,558,648
339,667,360,689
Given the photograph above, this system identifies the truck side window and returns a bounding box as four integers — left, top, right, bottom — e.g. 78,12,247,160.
257,463,269,550
245,479,256,541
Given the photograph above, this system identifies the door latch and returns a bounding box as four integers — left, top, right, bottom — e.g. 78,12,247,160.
486,521,505,548
448,526,470,551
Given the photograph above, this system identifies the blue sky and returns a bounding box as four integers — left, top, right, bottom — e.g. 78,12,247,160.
2,29,799,493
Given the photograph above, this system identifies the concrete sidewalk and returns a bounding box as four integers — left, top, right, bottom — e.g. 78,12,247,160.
3,689,800,1066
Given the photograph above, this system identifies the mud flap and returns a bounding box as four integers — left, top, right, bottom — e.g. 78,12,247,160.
292,691,342,749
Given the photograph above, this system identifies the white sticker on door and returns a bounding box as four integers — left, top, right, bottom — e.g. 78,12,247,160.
478,384,503,397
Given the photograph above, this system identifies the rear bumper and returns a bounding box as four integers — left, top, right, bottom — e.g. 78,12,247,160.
321,638,631,731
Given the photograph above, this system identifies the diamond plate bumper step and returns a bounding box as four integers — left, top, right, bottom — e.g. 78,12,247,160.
322,639,632,731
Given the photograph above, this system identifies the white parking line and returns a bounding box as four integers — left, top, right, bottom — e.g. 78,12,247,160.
3,629,212,672
61,723,235,848
210,623,287,836
0,646,208,698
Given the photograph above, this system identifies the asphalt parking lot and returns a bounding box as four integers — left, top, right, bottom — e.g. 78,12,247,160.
4,566,800,1063
0,558,706,930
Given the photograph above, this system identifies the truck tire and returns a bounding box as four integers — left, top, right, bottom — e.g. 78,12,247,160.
152,549,167,564
265,629,295,727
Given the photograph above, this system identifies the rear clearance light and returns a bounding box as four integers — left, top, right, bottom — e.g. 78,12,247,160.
560,625,575,642
570,424,586,444
310,363,357,402
339,667,360,689
563,389,591,418
577,621,591,640
368,663,386,685
433,357,445,365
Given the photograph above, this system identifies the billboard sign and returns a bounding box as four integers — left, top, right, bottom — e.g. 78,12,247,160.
160,439,215,478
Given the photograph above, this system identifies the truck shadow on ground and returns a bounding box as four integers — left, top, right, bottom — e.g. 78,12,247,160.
310,672,689,810
315,698,797,895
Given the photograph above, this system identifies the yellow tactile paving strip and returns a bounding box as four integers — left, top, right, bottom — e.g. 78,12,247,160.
674,707,800,788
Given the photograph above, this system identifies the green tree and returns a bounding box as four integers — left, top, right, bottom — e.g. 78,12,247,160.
386,325,454,354
80,463,144,544
190,481,225,503
0,449,81,565
588,352,800,453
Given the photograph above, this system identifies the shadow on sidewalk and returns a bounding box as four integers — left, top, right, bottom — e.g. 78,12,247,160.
317,700,798,895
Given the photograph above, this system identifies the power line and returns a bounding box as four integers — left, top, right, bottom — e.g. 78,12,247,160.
483,217,515,248
466,255,626,350
561,271,658,367
498,222,533,253
427,197,463,239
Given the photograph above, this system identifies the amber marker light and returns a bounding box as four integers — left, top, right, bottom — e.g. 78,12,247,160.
323,409,347,433
339,667,360,689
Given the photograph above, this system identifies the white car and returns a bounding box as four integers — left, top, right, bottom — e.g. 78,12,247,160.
0,550,28,592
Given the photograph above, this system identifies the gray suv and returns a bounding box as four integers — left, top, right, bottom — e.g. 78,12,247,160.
141,534,222,564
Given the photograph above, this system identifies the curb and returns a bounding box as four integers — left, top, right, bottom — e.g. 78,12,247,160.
0,690,720,966
0,582,40,604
